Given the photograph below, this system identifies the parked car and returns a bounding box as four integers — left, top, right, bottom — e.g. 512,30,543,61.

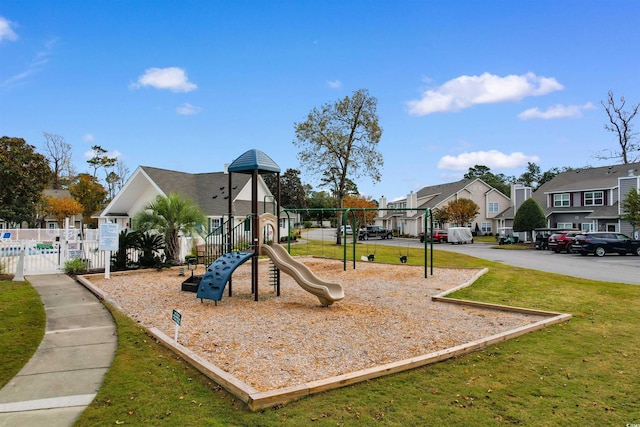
419,229,448,243
533,228,565,250
335,225,353,236
571,232,640,257
358,225,393,240
548,231,581,253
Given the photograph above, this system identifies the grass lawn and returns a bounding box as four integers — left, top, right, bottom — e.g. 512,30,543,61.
0,280,45,388
3,243,639,426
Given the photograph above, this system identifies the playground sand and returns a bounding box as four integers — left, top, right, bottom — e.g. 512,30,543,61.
89,257,544,392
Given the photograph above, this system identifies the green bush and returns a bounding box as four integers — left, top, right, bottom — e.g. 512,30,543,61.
64,258,88,275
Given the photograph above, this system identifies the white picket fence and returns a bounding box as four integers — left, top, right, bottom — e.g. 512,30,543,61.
1,228,101,275
0,228,197,276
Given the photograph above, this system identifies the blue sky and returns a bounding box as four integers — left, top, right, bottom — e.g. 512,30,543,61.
2,1,640,201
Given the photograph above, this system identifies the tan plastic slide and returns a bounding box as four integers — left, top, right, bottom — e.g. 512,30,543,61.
260,243,344,306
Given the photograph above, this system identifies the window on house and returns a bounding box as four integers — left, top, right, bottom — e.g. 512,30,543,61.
210,218,221,233
553,194,570,207
47,222,57,229
481,222,492,233
557,223,573,229
584,191,604,206
581,223,594,232
488,202,499,213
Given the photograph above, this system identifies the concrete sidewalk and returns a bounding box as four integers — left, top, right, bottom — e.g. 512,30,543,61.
0,274,117,427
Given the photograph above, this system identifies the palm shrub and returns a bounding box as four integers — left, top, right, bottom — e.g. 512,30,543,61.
133,193,207,265
134,231,165,268
111,229,140,271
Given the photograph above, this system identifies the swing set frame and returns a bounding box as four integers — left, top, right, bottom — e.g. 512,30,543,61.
280,207,434,278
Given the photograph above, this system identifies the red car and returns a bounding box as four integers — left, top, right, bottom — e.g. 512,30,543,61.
548,231,580,253
419,230,448,243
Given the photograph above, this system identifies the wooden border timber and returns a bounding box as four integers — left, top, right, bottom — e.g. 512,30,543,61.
126,267,571,411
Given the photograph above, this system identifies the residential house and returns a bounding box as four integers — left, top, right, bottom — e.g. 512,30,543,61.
532,162,640,236
0,189,82,230
40,189,84,229
376,178,515,237
98,165,277,234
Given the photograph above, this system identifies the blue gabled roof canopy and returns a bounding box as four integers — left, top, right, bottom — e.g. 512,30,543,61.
228,149,281,174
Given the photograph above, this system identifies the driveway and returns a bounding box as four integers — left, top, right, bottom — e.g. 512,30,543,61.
301,229,640,285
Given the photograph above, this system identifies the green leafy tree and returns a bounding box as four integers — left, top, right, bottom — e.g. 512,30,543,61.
263,168,308,209
305,190,335,223
87,145,117,179
513,198,546,238
294,88,383,243
620,187,640,235
0,136,52,225
517,162,541,189
431,207,449,228
68,173,108,228
133,193,207,265
443,198,479,226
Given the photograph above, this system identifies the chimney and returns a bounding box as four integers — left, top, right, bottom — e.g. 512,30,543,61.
224,163,229,174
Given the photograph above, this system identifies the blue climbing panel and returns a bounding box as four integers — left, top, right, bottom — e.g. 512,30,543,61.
196,251,253,302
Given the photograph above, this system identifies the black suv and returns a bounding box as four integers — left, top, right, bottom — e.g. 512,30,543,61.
572,232,640,257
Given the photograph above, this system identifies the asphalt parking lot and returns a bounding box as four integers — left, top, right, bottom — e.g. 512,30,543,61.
431,241,640,285
302,229,640,285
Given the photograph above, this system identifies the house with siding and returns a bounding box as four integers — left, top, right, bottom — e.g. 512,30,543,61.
98,165,276,233
532,162,640,236
376,178,521,237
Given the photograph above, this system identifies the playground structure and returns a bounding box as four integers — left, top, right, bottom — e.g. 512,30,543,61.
195,149,344,306
196,213,344,306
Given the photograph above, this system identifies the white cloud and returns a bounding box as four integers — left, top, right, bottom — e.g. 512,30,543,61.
437,150,540,170
130,67,197,92
327,80,342,88
0,16,18,43
176,102,202,115
518,102,595,120
83,134,94,142
407,72,564,116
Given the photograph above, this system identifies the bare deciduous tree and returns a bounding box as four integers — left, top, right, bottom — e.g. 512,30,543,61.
598,91,640,164
115,159,130,192
42,132,75,189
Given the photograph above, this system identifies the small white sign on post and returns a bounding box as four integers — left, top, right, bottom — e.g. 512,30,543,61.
172,309,182,341
99,223,119,279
